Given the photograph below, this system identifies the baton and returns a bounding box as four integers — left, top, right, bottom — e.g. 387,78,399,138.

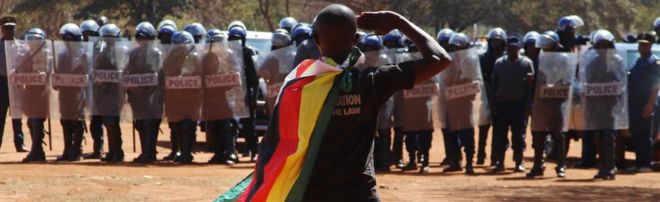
133,120,136,152
48,118,52,151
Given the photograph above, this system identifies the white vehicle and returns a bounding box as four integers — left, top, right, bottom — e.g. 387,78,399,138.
614,43,660,70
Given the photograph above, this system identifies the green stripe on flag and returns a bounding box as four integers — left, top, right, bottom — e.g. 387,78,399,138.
285,75,343,202
215,173,253,202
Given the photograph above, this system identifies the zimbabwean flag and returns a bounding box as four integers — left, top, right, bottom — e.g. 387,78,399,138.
216,55,358,202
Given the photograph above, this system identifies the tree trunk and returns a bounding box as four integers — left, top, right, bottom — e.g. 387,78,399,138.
258,0,274,31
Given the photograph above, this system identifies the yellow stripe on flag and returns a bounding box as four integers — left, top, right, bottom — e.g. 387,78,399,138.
266,71,341,201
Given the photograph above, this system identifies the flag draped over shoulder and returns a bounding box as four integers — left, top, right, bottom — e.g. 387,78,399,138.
216,48,362,202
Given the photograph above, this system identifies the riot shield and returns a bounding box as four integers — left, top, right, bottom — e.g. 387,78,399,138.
90,38,128,118
163,43,204,122
531,51,577,132
358,49,396,69
433,74,447,129
377,96,395,130
122,41,163,120
5,40,52,119
50,41,92,120
256,45,296,115
202,41,248,121
401,79,439,131
577,49,628,130
439,48,490,132
397,51,423,64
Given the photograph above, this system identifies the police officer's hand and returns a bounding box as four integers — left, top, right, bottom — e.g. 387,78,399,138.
357,11,405,35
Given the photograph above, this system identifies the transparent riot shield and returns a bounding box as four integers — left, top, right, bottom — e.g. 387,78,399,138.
438,48,490,132
359,49,396,69
201,41,248,121
377,96,395,130
257,45,296,115
162,43,204,122
401,79,439,131
90,37,129,118
5,40,52,119
50,41,92,120
531,51,577,132
433,74,447,129
122,41,163,120
577,49,628,130
397,51,423,64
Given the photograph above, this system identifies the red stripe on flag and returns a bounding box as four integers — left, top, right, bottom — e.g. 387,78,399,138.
248,76,315,201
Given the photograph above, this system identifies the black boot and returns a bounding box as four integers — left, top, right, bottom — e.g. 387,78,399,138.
594,131,616,180
465,152,475,175
85,116,104,159
527,133,545,177
392,128,405,168
67,121,84,161
133,121,146,163
553,132,566,178
57,121,73,161
208,122,227,164
512,148,525,172
176,121,194,164
23,119,46,163
477,125,488,165
419,151,430,174
402,152,418,171
103,118,123,163
163,122,179,161
135,121,158,164
100,133,115,163
443,149,462,172
491,151,505,173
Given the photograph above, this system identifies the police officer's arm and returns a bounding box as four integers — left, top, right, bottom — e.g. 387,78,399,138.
645,86,660,117
357,11,451,84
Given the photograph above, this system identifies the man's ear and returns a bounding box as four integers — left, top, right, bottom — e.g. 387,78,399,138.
353,33,359,45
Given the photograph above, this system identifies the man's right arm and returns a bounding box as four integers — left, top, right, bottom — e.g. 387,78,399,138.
357,11,452,84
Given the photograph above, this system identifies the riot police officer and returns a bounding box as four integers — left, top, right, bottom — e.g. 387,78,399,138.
279,17,298,33
382,29,407,169
94,24,125,163
55,23,86,162
436,28,455,166
158,20,181,161
479,28,507,166
158,20,177,44
527,31,571,178
436,28,455,49
228,21,260,162
17,28,50,162
184,23,206,44
291,23,312,47
127,22,163,163
80,19,105,159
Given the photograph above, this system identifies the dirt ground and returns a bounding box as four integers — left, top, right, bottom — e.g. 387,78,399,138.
1,121,660,202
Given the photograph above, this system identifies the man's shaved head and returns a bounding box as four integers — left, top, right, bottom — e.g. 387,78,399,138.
313,4,359,62
314,4,357,33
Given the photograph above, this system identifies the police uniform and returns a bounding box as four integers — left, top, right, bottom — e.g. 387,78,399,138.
628,54,660,170
0,17,27,152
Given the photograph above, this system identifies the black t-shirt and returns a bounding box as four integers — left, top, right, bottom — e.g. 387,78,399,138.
302,61,416,201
